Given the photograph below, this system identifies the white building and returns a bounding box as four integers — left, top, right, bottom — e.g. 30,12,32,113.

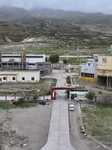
0,53,45,63
25,54,45,70
70,90,88,100
25,54,45,63
80,61,97,78
0,70,40,83
1,53,21,62
0,53,51,76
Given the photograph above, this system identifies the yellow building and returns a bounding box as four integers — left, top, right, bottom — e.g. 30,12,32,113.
97,56,112,87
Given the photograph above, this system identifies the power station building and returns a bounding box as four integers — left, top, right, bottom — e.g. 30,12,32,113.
0,53,51,82
0,53,51,76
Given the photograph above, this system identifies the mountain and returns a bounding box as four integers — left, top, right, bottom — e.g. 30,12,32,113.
0,6,28,21
1,6,112,27
0,7,112,50
0,21,29,44
30,8,112,26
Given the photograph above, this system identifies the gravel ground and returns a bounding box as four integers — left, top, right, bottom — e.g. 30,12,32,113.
69,101,108,150
0,101,53,150
0,100,109,150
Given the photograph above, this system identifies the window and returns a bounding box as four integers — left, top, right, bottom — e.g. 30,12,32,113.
3,77,6,80
28,63,35,66
102,58,107,63
22,77,25,80
12,77,15,80
2,56,21,58
38,64,43,66
26,56,43,58
31,77,35,80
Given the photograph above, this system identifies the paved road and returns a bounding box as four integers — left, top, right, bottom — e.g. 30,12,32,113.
41,70,75,150
41,100,75,150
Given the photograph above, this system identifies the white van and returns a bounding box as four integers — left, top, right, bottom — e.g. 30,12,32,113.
69,104,75,111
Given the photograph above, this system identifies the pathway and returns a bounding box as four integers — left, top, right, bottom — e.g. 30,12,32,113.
41,70,75,150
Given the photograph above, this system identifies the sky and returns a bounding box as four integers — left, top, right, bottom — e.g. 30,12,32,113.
1,0,112,14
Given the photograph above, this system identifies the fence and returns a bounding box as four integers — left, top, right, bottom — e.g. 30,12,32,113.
0,96,20,101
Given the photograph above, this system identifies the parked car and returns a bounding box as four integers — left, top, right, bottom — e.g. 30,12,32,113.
11,99,18,104
39,101,46,105
69,104,75,111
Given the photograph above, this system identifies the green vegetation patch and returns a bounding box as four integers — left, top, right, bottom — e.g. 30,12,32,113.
82,104,112,142
51,78,57,87
76,86,85,90
67,57,86,65
37,78,56,95
66,76,71,84
0,78,56,97
0,101,37,109
0,78,57,109
67,57,80,65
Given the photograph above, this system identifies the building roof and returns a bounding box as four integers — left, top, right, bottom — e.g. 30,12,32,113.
0,69,40,72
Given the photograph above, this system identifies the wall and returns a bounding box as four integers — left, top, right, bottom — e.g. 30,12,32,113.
98,56,112,70
97,56,112,76
26,64,37,70
1,54,46,63
1,54,22,62
70,90,88,99
25,54,45,63
79,76,97,82
81,61,97,78
37,62,51,75
17,71,40,82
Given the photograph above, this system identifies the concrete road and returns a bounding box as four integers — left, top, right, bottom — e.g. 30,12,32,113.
41,100,75,150
41,69,75,150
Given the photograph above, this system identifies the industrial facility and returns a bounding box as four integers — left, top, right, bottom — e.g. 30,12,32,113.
0,53,51,82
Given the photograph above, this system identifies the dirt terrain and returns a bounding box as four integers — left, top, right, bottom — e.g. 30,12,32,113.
0,69,111,150
69,101,108,150
0,101,53,150
0,100,109,150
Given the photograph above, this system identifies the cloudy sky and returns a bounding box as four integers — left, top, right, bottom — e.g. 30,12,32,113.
1,0,112,14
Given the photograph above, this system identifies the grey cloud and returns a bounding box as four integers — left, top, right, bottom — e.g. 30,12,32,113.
0,0,112,14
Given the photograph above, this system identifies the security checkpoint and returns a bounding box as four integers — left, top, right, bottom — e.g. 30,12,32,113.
51,87,76,100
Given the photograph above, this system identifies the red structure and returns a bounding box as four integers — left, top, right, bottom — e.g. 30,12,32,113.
51,87,76,100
